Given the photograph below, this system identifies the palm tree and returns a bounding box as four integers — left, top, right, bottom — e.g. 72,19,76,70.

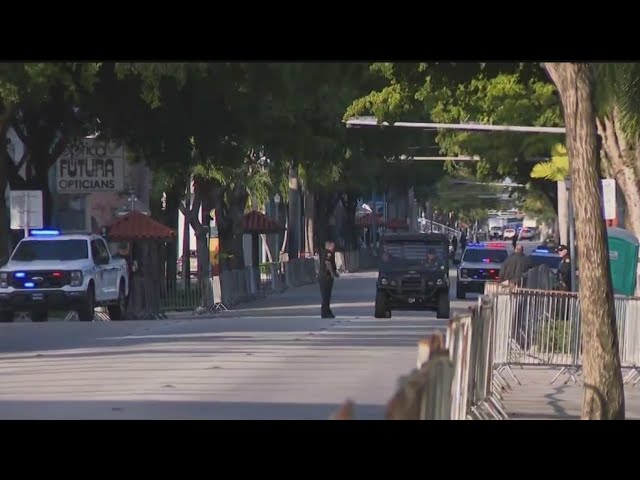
592,64,640,272
530,143,569,182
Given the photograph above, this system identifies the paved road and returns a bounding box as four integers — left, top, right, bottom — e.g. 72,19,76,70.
0,266,484,420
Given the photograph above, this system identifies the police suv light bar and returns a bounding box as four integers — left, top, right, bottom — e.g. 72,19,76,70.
29,229,61,237
467,242,506,249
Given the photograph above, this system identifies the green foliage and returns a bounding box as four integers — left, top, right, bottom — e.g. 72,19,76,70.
429,172,505,216
530,144,569,181
345,63,565,190
0,63,101,107
521,189,556,223
114,63,207,109
537,319,573,354
593,63,640,140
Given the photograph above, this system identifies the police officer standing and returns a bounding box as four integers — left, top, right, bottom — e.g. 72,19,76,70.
557,244,572,291
460,231,467,251
319,240,339,318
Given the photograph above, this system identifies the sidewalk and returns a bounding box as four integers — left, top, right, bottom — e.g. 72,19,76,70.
165,271,376,320
502,366,640,419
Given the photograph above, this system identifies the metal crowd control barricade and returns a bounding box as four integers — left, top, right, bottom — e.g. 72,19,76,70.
493,288,582,385
621,297,640,385
419,353,455,420
443,301,507,420
488,287,640,387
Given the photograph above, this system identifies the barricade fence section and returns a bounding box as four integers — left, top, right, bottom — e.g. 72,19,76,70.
380,297,508,420
159,256,322,314
483,264,558,297
488,288,640,386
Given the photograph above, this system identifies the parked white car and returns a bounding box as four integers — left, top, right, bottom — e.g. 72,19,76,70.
0,230,129,322
502,228,517,240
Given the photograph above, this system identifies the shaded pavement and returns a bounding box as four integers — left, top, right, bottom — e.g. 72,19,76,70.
0,270,477,419
502,367,640,420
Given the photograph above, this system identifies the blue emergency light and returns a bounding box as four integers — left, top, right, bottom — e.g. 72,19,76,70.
467,242,505,249
533,250,558,257
24,282,35,288
15,272,26,278
30,229,61,237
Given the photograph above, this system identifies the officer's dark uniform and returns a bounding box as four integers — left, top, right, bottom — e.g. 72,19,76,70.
557,245,572,291
319,248,338,318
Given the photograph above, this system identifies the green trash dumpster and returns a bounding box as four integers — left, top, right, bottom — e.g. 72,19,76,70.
607,227,639,296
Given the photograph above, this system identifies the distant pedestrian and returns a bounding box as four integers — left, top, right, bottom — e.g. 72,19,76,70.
319,240,339,318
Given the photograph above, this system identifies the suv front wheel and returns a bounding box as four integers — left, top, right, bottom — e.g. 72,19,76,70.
78,285,95,322
108,282,127,321
436,291,450,319
374,290,390,318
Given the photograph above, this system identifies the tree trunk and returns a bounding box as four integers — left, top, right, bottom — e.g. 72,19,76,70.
181,181,194,287
545,62,625,420
181,212,191,288
0,108,13,264
24,132,55,226
130,163,153,210
341,191,359,250
315,192,330,249
304,190,315,254
163,181,182,293
225,182,248,269
287,164,301,259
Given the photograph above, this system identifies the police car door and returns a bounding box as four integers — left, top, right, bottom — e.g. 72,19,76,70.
96,238,118,298
90,240,108,301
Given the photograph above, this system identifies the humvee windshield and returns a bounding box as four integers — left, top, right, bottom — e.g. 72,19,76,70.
382,241,446,268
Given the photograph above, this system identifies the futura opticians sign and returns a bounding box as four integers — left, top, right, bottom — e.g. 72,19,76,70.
56,140,125,194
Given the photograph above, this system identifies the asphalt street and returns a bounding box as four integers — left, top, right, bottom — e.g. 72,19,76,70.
0,241,537,420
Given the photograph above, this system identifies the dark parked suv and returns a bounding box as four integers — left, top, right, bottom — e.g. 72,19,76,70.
375,233,450,319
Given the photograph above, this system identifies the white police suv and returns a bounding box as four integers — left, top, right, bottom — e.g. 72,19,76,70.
0,230,129,322
456,242,510,299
